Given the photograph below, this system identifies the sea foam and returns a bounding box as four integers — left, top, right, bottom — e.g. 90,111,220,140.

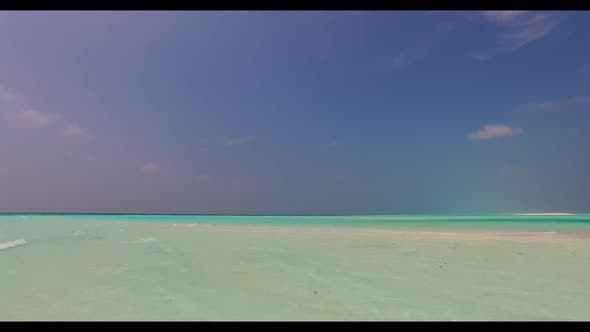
0,239,27,251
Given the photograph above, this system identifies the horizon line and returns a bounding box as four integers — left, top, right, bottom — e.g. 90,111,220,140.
0,212,583,217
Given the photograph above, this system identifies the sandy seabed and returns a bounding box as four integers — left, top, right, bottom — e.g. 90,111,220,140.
1,216,590,321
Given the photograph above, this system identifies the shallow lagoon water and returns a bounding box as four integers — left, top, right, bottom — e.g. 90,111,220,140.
1,214,590,321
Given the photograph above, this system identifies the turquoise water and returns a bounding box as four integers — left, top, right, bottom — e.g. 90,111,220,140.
1,214,590,321
5,213,590,230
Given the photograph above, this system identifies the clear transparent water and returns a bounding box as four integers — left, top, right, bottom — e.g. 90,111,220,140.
1,214,590,321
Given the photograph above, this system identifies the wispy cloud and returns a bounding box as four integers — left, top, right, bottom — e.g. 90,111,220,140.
1,86,95,141
141,162,160,175
63,124,90,138
528,96,590,112
482,11,527,24
469,124,524,141
476,11,562,60
15,110,55,128
0,85,16,105
216,136,253,147
391,48,432,71
389,21,457,71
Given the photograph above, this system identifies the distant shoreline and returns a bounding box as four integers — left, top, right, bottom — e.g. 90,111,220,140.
515,213,575,216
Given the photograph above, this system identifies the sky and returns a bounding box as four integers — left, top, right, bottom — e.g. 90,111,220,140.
1,10,589,215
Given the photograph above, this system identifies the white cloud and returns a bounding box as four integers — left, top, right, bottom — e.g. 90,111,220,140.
194,174,210,184
8,102,94,143
15,110,54,127
63,124,90,138
141,162,159,175
468,124,524,141
476,11,562,60
0,85,16,104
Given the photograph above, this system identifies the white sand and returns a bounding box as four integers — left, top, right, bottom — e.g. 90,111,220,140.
515,213,575,216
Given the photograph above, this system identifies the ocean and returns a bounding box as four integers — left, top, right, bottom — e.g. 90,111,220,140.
1,214,589,321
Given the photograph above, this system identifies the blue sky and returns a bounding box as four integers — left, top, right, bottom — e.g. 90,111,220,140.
1,11,589,214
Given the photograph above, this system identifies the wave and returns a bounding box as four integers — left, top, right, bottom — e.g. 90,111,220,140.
0,239,27,250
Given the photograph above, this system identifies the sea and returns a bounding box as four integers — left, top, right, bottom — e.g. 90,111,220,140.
1,214,589,321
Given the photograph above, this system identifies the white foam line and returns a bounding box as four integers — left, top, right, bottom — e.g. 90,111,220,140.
0,239,27,250
516,213,574,216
